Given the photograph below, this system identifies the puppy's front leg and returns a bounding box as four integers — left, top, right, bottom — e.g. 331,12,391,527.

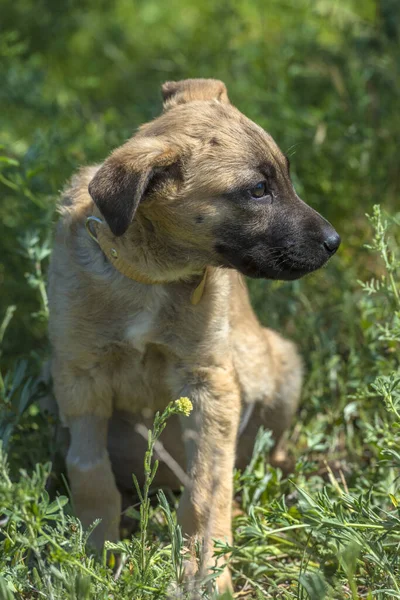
66,415,121,549
174,365,240,592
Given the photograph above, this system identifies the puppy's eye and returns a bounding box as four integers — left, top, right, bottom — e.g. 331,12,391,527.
249,181,271,200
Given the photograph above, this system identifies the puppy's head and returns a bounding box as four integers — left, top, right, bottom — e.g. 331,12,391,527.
89,78,340,281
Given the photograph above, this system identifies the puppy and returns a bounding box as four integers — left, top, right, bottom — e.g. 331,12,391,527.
47,78,340,592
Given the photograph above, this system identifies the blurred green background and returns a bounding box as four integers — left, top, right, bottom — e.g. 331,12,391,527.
0,0,399,363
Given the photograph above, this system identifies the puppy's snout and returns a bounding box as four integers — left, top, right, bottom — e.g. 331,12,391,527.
322,230,341,255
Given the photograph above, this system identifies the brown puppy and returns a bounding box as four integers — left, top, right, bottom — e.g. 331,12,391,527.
47,79,340,592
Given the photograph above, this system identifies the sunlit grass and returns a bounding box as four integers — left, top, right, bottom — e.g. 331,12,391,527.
0,206,399,598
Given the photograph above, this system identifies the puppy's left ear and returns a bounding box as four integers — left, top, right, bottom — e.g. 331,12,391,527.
88,138,179,237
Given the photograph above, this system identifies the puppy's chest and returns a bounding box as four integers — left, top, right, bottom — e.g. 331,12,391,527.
125,309,160,353
122,289,166,353
113,298,171,413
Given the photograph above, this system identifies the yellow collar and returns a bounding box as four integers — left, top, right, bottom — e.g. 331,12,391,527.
85,216,208,305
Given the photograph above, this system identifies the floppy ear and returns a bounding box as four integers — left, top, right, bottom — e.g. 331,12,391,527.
161,78,230,110
88,138,179,237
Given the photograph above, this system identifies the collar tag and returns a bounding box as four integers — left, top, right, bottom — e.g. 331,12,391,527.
191,269,208,305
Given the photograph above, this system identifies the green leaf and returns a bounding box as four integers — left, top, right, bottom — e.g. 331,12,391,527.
0,157,19,166
0,578,15,600
299,571,328,600
46,495,69,514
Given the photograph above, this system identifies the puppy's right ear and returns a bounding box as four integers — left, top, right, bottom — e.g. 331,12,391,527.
88,138,179,237
162,78,230,110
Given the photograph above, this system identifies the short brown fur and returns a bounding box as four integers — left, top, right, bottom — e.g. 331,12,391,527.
48,79,339,592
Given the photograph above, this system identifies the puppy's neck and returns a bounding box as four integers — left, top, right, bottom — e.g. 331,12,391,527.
87,212,209,305
89,218,165,285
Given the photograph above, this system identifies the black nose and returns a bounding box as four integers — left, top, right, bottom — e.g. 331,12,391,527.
323,232,341,254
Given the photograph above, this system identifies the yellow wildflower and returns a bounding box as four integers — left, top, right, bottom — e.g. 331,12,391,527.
174,397,193,417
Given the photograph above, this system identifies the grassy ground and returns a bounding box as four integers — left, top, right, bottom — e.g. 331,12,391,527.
1,1,400,598
0,207,399,599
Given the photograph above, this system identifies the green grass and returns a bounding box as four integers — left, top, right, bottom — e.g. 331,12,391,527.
0,207,399,599
1,0,400,597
